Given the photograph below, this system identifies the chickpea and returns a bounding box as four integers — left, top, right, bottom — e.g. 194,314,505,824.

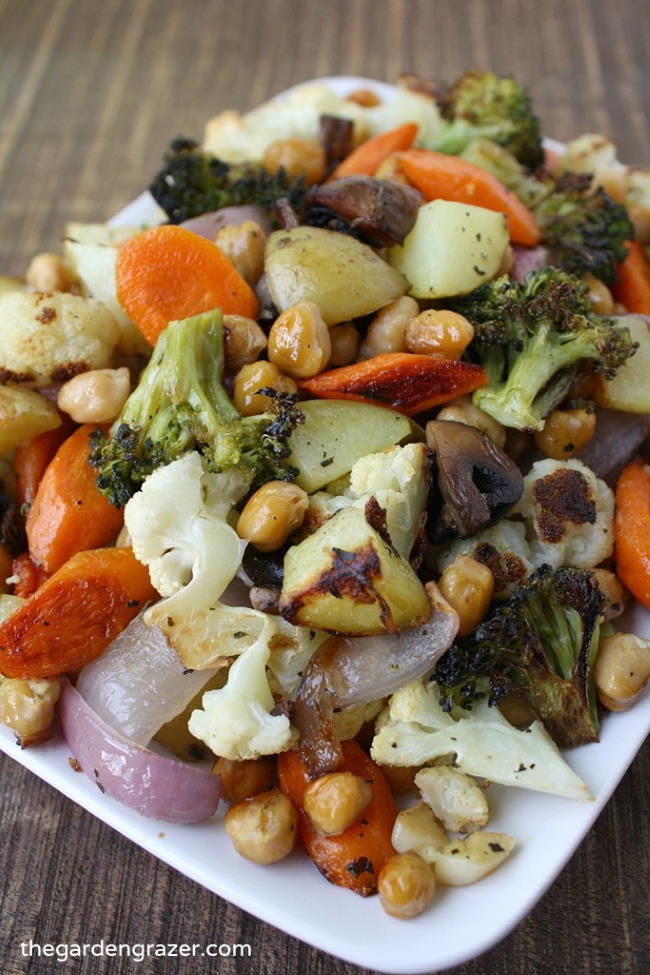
378,852,436,919
223,315,267,373
0,677,61,746
224,788,297,865
212,756,276,804
438,555,494,638
581,273,615,315
595,633,650,711
303,771,372,836
533,406,596,460
233,361,298,416
346,88,381,108
0,543,12,594
405,309,474,360
328,324,360,367
236,481,309,552
215,221,266,286
591,568,627,621
262,138,326,185
268,300,331,379
25,253,74,293
57,367,131,424
436,395,507,449
359,296,419,358
379,764,419,797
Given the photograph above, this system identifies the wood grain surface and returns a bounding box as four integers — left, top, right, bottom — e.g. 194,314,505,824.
0,1,648,973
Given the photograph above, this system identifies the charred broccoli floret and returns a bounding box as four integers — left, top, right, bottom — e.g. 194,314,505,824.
434,565,606,747
149,137,308,223
90,309,303,506
451,268,637,431
461,139,634,282
429,70,544,169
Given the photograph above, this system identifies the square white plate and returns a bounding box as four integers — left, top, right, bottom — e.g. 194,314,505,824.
2,76,649,974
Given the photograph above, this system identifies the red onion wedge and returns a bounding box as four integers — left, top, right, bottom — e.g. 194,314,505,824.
180,206,271,239
511,245,550,282
576,408,650,485
294,596,459,777
58,681,220,824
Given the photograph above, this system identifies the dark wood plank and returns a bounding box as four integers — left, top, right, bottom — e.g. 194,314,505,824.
0,0,648,972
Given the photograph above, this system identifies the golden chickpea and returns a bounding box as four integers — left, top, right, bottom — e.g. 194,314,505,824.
236,480,309,552
212,756,276,804
581,273,615,315
224,788,297,865
215,221,266,286
328,324,360,367
25,253,74,292
378,852,436,919
262,138,326,185
533,407,596,460
268,300,331,379
591,568,627,621
56,367,131,424
303,771,372,836
0,543,12,594
436,395,507,449
405,309,475,360
595,633,650,711
379,764,419,797
223,315,267,373
0,677,61,746
346,88,381,108
233,361,298,416
360,296,419,358
439,555,494,638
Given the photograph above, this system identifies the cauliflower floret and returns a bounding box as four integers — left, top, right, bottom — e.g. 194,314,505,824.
303,443,430,561
188,614,295,761
0,291,120,386
371,680,590,800
124,453,269,668
437,520,533,598
512,458,614,570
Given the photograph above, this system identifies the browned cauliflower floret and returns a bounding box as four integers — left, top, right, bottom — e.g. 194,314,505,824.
0,291,120,387
512,458,614,570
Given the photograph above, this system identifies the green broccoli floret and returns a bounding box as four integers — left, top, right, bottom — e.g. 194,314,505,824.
451,268,637,431
429,70,544,169
460,139,634,282
90,309,303,506
434,565,605,747
149,137,308,223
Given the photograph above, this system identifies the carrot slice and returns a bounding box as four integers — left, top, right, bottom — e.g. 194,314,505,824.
611,241,650,314
299,352,487,416
398,149,541,246
116,224,259,346
278,740,396,897
11,553,50,598
14,415,76,507
0,547,157,679
25,424,124,574
614,458,650,609
329,123,418,179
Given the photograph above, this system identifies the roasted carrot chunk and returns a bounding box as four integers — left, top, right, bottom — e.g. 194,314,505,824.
0,547,157,679
615,459,650,609
330,123,419,180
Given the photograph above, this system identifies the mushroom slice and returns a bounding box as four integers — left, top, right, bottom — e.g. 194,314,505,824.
305,176,423,246
426,420,523,542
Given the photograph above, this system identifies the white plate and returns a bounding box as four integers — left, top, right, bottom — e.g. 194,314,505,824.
2,76,649,974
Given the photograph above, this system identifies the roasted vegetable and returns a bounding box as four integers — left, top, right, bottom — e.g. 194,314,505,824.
304,176,422,245
434,565,606,747
90,308,303,506
279,505,431,636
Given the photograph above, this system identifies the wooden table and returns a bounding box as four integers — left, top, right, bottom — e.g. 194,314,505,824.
1,1,648,972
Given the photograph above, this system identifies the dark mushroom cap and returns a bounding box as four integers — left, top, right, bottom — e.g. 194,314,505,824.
305,176,423,246
426,419,524,542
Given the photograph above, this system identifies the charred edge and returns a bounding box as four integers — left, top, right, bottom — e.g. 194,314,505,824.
533,469,596,543
50,362,90,383
0,368,34,383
